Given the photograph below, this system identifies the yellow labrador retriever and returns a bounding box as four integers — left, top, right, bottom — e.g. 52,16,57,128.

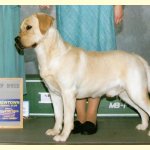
15,13,150,142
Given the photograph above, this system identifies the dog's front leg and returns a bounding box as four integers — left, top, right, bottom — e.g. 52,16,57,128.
53,91,76,142
46,92,63,136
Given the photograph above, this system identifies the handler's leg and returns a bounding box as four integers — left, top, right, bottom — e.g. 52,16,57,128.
76,99,87,123
80,98,100,135
86,98,100,124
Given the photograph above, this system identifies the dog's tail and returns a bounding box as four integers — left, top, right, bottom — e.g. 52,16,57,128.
136,54,150,93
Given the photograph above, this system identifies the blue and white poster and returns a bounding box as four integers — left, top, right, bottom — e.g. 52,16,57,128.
0,99,20,121
0,78,23,128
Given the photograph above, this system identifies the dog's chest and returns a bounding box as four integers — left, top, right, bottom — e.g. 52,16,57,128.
42,75,61,95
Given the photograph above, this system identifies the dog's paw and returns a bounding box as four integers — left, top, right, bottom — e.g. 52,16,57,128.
136,123,148,131
45,128,60,136
53,134,67,142
148,131,150,136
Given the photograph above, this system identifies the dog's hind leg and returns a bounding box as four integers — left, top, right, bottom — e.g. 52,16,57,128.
127,87,150,117
128,92,150,136
119,91,149,131
53,90,76,142
46,92,63,136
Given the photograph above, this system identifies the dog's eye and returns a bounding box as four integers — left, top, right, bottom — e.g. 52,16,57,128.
26,25,32,30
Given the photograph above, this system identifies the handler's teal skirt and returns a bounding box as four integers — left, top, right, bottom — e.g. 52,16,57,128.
0,6,26,93
56,5,116,51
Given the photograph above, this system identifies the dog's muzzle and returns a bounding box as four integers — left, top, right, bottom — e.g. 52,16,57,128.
15,36,25,50
15,36,37,50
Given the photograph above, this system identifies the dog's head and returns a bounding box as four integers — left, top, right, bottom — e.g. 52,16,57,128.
15,13,54,50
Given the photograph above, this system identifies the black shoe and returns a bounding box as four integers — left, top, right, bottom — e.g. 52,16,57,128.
71,120,83,134
81,121,97,135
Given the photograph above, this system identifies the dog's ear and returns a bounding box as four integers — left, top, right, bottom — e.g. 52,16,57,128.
36,13,54,35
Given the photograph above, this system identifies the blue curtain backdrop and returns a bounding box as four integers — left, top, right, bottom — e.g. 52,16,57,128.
0,6,26,93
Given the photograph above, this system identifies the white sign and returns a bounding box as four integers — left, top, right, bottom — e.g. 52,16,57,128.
0,78,23,128
38,92,52,103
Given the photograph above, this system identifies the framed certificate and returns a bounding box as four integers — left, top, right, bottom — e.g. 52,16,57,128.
0,78,23,128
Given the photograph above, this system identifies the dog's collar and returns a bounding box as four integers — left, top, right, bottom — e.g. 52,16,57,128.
32,43,38,48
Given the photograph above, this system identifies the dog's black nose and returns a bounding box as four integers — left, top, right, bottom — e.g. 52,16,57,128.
15,36,25,52
15,36,21,43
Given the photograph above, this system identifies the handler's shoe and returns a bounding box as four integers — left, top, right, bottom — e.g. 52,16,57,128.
72,120,83,134
81,121,97,135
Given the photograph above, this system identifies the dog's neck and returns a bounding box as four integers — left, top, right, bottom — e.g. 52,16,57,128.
34,26,70,76
36,26,66,50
